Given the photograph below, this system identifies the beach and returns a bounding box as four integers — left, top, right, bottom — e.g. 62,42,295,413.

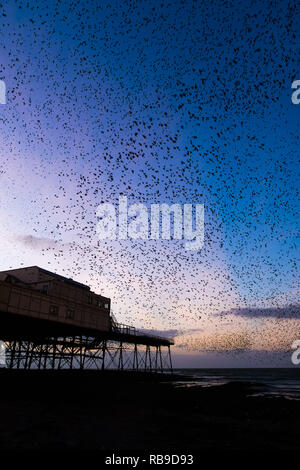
0,369,299,454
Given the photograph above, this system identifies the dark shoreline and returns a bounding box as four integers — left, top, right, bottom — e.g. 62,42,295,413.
0,369,299,452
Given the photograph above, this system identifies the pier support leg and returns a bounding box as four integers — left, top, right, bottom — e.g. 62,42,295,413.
168,345,173,373
102,340,106,371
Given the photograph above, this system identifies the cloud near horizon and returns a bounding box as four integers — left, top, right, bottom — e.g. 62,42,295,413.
15,234,60,250
223,304,300,320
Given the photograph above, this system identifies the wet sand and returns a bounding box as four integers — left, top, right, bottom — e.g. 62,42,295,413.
0,369,299,453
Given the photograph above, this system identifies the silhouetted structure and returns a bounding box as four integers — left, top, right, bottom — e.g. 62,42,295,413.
0,267,173,371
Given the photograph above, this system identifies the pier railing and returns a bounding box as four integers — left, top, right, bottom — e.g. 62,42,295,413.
110,313,174,345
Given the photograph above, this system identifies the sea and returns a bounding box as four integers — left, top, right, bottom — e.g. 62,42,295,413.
172,368,300,400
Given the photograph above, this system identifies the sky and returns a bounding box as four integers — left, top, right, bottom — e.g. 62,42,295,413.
0,0,299,367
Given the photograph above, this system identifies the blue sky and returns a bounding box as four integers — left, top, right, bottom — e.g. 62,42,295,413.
0,0,299,366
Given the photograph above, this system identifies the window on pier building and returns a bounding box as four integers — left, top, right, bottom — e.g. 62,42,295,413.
66,309,74,319
42,284,48,294
49,305,59,316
